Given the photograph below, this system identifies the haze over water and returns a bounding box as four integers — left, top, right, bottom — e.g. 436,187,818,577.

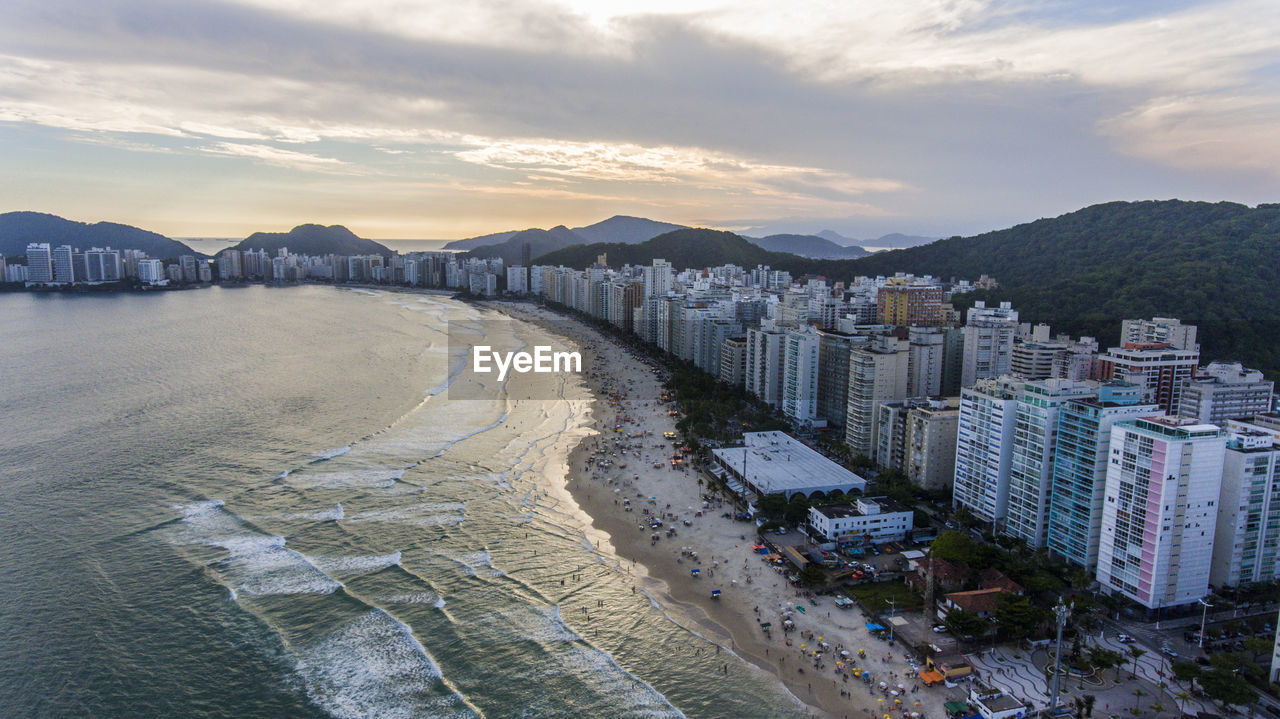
0,286,806,718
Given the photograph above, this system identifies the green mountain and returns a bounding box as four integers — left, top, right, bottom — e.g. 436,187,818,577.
535,228,812,269
0,211,198,259
538,201,1280,378
832,200,1280,378
466,225,585,265
747,233,870,258
569,215,687,245
441,229,519,251
234,224,391,257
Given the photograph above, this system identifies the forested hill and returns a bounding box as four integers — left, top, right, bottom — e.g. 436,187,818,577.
836,200,1280,378
0,211,198,259
234,224,392,257
535,228,810,270
536,201,1280,377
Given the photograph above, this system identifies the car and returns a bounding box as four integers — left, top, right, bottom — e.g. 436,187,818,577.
932,625,949,633
1117,634,1135,643
1161,647,1178,657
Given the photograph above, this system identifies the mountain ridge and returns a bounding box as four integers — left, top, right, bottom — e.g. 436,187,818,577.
0,211,199,259
233,224,392,257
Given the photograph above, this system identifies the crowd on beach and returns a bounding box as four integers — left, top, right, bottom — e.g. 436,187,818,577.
495,302,968,719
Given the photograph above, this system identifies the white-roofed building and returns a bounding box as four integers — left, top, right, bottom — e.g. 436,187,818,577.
711,431,866,500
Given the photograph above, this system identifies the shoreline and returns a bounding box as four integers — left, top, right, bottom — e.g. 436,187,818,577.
487,301,929,719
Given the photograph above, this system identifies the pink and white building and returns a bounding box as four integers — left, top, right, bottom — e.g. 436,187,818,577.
1096,416,1226,610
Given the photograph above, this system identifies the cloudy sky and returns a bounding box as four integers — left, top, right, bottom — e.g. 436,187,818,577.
1,0,1278,239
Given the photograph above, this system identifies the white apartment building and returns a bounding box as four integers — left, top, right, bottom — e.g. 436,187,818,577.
1004,379,1099,548
1179,361,1274,426
25,243,53,284
1121,317,1198,351
1096,416,1226,610
808,497,913,544
1210,429,1280,587
781,326,821,426
746,326,787,407
908,326,946,397
952,377,1021,525
961,301,1019,387
845,335,908,457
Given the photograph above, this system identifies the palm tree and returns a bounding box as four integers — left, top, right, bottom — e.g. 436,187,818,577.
1131,688,1147,714
1127,647,1146,679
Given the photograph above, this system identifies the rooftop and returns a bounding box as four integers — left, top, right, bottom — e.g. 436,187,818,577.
711,431,866,495
945,587,1008,614
811,496,911,519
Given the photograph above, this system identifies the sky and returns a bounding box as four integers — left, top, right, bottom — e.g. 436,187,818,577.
1,0,1278,240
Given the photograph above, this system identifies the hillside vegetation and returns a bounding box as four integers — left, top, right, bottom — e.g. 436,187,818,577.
537,201,1280,377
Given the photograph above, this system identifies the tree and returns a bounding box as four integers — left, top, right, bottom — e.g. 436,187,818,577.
1127,647,1146,679
1087,647,1122,682
944,609,990,639
931,530,979,564
1169,661,1200,688
756,494,786,519
1197,668,1257,708
994,593,1044,640
1243,635,1271,661
1082,694,1096,719
799,564,827,586
784,493,812,525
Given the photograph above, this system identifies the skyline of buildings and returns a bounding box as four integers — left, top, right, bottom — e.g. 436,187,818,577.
6,237,1277,614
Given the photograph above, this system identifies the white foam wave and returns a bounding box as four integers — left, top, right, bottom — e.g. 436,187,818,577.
288,469,405,490
449,550,503,578
556,647,686,719
293,610,477,719
311,446,352,461
266,503,344,522
492,604,581,645
313,551,403,575
377,592,440,606
345,503,466,527
167,502,342,597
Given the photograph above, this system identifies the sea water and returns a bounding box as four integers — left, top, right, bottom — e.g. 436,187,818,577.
0,286,808,718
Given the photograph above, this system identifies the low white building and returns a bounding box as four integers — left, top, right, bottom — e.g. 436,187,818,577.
807,497,912,544
711,430,866,500
969,684,1027,719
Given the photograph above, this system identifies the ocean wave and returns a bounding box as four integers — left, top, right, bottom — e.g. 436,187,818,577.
166,501,342,597
311,446,352,461
344,503,467,527
555,647,686,719
293,610,478,719
287,469,405,490
312,551,403,576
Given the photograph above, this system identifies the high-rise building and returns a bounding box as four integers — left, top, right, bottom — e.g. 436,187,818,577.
1210,428,1280,587
52,244,75,283
505,265,528,294
718,336,747,388
137,259,165,284
643,259,673,298
876,279,943,327
1121,317,1198,351
1098,343,1199,414
1004,379,1100,548
216,249,243,280
1097,416,1226,611
845,335,908,457
816,329,863,429
961,301,1019,387
905,399,960,490
180,255,198,283
746,326,787,407
1046,383,1157,570
907,327,946,397
952,377,1021,525
782,326,822,426
1011,341,1064,380
25,243,54,284
1179,361,1274,425
84,248,122,282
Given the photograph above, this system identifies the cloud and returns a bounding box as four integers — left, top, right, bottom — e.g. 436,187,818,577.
200,142,353,172
0,0,1276,236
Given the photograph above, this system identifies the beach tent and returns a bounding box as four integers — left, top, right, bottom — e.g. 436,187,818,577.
866,623,887,631
944,702,970,716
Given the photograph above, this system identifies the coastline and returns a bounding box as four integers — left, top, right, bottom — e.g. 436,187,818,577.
487,300,932,719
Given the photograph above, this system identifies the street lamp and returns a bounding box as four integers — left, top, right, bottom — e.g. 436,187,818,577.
1049,598,1073,719
887,597,896,643
1197,597,1213,649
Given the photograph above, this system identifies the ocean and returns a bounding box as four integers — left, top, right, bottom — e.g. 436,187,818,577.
0,286,807,718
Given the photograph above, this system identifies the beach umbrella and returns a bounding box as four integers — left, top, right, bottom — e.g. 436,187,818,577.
878,699,884,704
841,650,850,656
879,682,887,688
898,684,905,690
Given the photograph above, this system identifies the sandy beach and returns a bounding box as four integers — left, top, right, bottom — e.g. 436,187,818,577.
490,301,968,719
